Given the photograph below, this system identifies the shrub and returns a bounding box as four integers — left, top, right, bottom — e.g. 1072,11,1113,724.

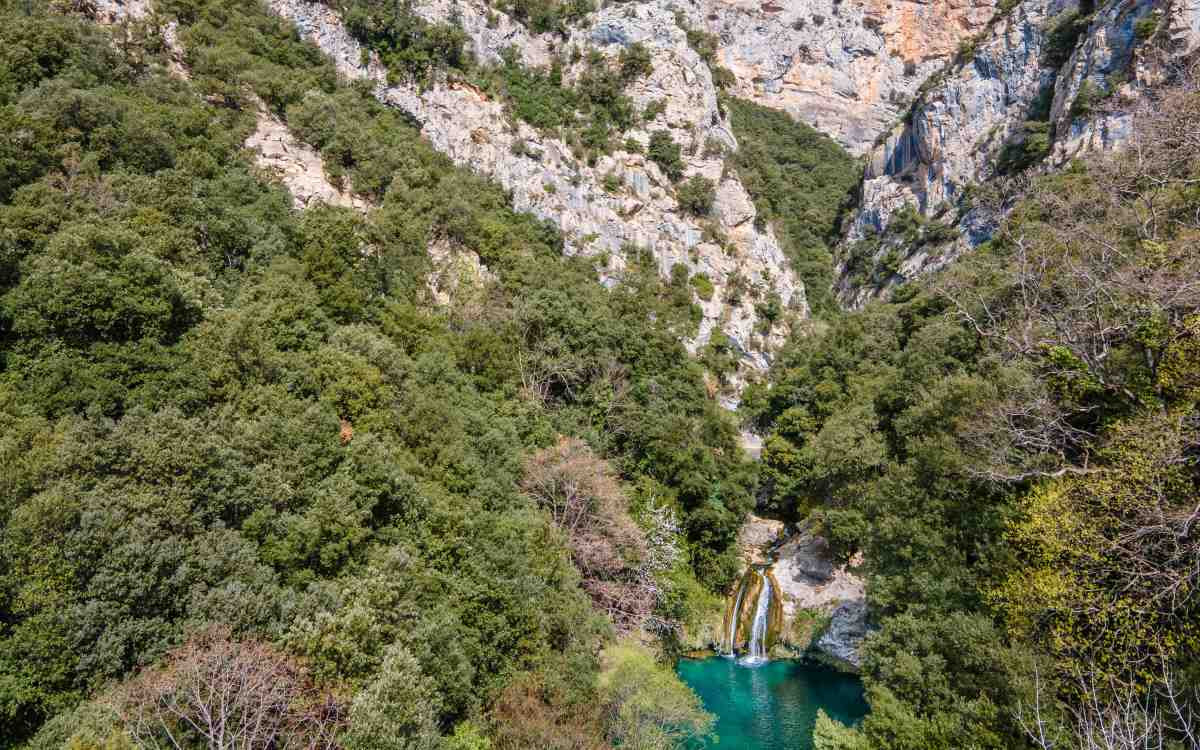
1069,79,1099,118
597,643,714,749
676,175,715,216
618,42,653,82
995,121,1051,174
690,273,715,301
642,99,667,122
1044,10,1091,68
1134,14,1159,41
647,130,684,181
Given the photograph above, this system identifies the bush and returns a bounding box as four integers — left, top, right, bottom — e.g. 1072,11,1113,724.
1134,14,1159,41
647,130,684,181
1043,10,1091,68
676,175,715,216
995,121,1051,174
618,42,653,82
690,273,715,301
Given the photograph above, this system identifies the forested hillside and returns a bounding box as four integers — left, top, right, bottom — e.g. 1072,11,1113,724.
2,0,1200,747
746,80,1200,747
0,0,745,745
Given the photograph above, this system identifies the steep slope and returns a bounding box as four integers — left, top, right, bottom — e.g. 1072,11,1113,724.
272,0,804,398
836,0,1200,307
687,0,999,154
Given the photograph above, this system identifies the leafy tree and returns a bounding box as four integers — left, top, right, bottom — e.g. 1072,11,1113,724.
647,131,683,182
597,643,713,750
343,643,441,750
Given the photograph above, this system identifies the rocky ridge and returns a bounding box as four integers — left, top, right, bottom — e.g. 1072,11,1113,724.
270,0,805,394
836,0,1200,307
684,0,999,155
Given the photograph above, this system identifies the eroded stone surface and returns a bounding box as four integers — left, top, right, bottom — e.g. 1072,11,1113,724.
737,513,785,565
687,0,999,154
244,105,367,211
270,0,804,391
835,0,1200,308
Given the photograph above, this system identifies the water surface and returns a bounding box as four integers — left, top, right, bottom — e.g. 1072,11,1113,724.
677,657,868,749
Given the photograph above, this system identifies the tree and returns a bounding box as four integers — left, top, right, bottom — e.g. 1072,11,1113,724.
597,643,713,750
522,437,656,632
342,643,441,750
108,628,345,750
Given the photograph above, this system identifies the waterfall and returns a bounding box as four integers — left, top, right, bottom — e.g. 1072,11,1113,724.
720,573,748,652
723,567,774,664
740,570,772,664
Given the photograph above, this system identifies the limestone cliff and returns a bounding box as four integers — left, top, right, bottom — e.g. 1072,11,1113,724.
684,0,998,154
836,0,1200,307
271,0,804,397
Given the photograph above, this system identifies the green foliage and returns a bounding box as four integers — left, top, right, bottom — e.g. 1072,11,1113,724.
724,96,859,317
330,0,469,86
675,175,715,216
618,42,652,83
754,81,1200,750
689,273,714,301
343,643,442,750
1043,10,1091,68
597,643,714,749
0,1,755,746
1134,13,1160,41
995,121,1051,174
1069,79,1099,118
647,130,683,182
677,16,735,90
491,0,592,34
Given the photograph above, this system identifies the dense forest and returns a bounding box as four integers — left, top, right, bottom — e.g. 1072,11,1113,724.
0,0,741,745
746,85,1200,748
1,0,1198,747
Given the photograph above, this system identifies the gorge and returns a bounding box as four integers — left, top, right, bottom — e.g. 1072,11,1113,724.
2,0,1199,747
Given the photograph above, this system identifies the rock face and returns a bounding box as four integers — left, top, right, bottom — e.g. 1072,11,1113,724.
734,518,869,667
684,0,999,154
245,105,367,211
817,599,869,667
1048,0,1200,161
269,0,804,391
736,513,785,565
836,0,1200,307
837,0,1074,308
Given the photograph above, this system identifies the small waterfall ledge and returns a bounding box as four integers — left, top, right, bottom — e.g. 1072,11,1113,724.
720,566,784,664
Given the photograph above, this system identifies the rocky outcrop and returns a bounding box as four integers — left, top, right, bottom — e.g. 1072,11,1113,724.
677,0,999,154
245,105,367,211
1049,0,1200,162
836,0,1200,308
736,513,785,565
771,528,867,666
269,0,804,391
816,599,869,668
835,0,1084,307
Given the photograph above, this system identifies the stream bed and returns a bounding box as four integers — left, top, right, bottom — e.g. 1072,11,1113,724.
677,657,868,749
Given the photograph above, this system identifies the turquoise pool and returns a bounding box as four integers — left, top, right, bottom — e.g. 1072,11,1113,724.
676,657,868,749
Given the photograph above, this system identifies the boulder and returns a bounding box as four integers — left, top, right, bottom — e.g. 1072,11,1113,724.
816,599,869,669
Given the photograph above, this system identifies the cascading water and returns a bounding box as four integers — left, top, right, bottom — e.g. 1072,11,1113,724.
723,575,749,657
740,570,772,665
